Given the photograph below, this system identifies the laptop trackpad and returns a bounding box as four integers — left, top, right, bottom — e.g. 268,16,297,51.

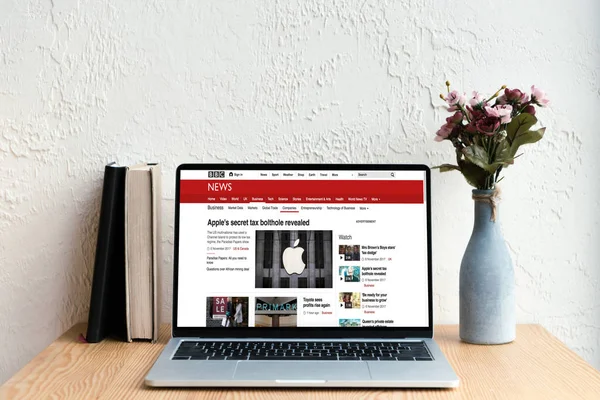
234,361,371,381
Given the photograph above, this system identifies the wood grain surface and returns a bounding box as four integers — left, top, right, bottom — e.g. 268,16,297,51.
1,324,599,399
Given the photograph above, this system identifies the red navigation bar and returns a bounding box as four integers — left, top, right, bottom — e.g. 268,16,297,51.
180,180,423,204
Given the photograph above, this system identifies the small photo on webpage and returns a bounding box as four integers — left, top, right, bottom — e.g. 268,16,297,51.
255,230,333,289
339,266,360,282
255,297,297,327
339,244,360,261
339,318,361,327
205,296,249,328
339,292,361,309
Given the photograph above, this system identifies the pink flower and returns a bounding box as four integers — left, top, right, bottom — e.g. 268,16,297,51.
465,121,478,134
496,105,513,123
468,91,485,107
446,111,464,125
475,116,501,136
485,105,513,124
434,111,464,142
445,90,467,111
531,85,550,107
434,123,454,141
523,105,536,115
464,106,485,133
498,88,529,105
466,105,484,121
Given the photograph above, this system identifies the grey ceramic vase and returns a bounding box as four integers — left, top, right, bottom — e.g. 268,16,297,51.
459,189,515,344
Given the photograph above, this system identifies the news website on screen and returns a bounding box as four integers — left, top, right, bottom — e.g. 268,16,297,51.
176,169,429,329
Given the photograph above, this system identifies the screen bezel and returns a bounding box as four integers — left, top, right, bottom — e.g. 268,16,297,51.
172,164,433,339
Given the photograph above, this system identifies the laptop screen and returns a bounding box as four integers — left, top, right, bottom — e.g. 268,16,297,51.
175,167,429,329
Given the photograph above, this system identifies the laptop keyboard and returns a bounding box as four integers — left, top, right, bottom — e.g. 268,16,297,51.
172,341,433,361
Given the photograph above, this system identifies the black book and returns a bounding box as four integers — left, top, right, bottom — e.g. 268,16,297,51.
86,163,128,342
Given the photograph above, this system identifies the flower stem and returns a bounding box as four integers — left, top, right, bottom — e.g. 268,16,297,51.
516,101,531,114
495,166,503,183
458,104,471,123
484,85,507,104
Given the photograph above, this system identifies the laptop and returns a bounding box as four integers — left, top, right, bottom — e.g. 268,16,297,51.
145,164,459,388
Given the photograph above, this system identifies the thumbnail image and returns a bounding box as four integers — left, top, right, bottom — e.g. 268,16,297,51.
339,292,361,309
205,297,249,328
339,266,360,282
255,231,333,289
339,319,361,327
339,245,360,261
255,297,297,327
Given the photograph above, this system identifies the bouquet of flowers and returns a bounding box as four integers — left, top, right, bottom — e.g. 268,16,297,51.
434,82,549,190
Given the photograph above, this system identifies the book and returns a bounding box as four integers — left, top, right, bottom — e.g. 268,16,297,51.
86,162,160,343
125,163,161,341
86,163,128,343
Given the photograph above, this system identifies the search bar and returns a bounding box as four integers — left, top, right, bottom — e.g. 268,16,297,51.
355,171,397,179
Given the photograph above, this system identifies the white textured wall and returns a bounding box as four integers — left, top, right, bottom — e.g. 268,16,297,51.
1,0,599,384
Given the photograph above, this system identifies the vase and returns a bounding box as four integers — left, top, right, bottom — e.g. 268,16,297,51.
459,189,515,344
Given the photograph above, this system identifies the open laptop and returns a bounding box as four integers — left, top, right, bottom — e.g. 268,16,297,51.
145,164,459,388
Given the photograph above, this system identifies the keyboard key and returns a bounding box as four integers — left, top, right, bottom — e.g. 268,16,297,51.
415,357,432,361
172,356,190,360
338,356,360,360
188,350,211,355
361,356,378,361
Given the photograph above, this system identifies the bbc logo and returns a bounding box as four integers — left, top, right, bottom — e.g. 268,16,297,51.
208,171,225,178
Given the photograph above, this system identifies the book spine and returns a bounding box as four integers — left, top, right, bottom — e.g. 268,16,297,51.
151,165,161,342
86,165,127,343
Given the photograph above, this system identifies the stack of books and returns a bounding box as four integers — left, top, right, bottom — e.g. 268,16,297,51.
86,162,161,343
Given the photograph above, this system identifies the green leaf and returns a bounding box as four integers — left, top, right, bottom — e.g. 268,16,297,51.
493,139,515,167
495,139,512,162
506,113,537,144
458,159,489,189
463,145,505,173
432,164,460,172
463,144,489,170
509,127,546,157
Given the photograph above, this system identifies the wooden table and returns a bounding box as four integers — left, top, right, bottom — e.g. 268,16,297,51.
1,324,600,399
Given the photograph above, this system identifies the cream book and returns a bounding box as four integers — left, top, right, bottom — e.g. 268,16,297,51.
124,163,161,342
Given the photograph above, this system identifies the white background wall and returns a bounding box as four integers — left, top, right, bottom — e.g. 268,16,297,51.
1,0,599,384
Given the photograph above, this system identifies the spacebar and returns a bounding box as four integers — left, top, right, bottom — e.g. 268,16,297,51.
248,356,309,360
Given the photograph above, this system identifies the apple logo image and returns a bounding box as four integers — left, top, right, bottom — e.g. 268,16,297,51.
282,238,306,275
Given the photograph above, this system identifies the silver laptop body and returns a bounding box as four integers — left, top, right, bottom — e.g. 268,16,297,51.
145,164,459,388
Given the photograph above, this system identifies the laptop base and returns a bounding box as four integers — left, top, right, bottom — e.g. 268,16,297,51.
145,337,459,388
